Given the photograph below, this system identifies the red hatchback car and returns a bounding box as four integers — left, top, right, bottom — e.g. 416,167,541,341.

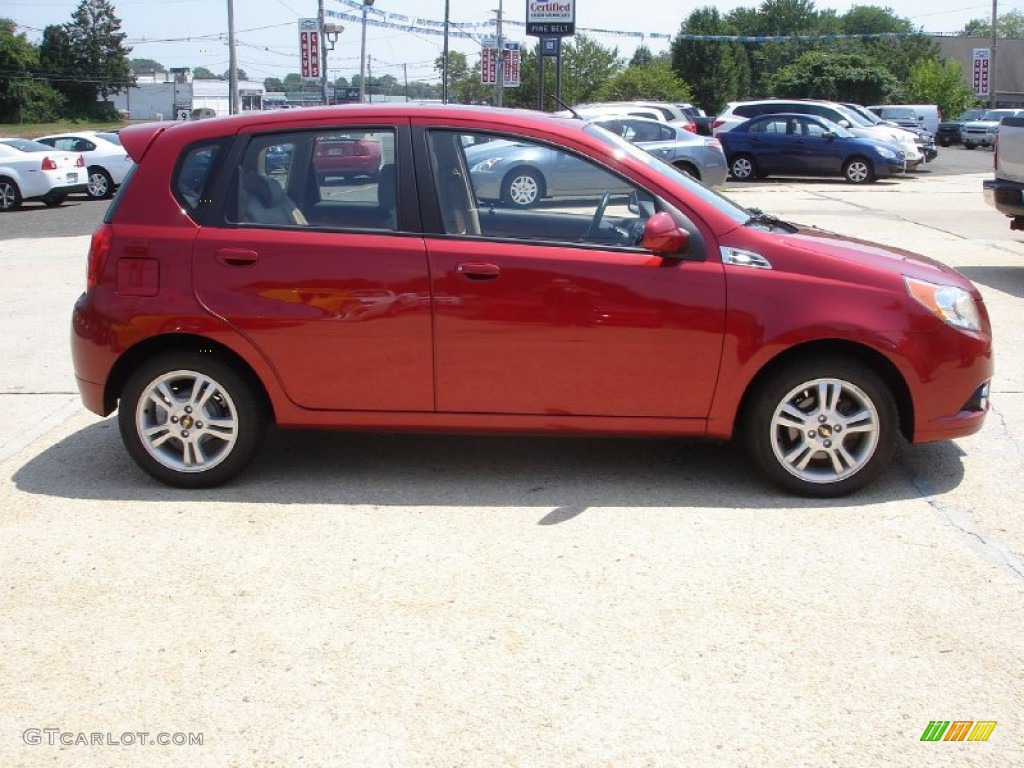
71,104,993,496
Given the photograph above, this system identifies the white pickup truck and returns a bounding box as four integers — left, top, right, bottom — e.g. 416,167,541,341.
983,115,1024,230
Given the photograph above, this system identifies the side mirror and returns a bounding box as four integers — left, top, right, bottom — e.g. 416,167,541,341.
838,120,850,128
641,212,690,256
822,131,836,140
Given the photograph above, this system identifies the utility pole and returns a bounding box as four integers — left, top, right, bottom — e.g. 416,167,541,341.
991,0,998,108
442,0,450,104
494,0,504,107
227,0,240,114
359,0,374,102
318,0,328,105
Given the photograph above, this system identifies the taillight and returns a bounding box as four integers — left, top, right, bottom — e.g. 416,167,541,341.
683,123,697,133
994,135,999,169
712,119,726,129
87,224,112,290
41,157,58,171
76,154,86,167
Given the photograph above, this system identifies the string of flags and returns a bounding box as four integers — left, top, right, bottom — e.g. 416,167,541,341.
329,0,916,43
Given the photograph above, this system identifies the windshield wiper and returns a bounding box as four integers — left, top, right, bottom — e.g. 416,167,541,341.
745,207,797,232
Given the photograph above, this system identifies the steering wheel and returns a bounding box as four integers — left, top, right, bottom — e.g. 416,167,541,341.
586,191,611,239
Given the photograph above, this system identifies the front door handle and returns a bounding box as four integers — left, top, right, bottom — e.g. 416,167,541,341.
456,262,500,280
216,248,259,266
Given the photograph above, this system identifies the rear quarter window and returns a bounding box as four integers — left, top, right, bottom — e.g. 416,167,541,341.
173,142,224,217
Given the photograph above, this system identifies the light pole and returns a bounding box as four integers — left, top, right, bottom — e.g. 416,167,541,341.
359,0,375,103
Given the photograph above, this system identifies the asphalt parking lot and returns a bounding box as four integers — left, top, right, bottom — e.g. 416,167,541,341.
1,160,1022,766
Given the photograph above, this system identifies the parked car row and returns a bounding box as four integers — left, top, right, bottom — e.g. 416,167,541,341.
0,130,133,212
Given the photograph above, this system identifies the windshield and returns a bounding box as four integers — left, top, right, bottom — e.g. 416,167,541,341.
585,122,749,224
0,138,51,152
982,110,1017,120
834,104,871,127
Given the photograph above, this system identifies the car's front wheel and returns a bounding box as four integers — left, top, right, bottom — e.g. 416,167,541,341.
0,177,23,211
501,168,543,208
743,358,897,497
87,167,114,199
729,154,757,181
843,156,875,184
118,353,267,488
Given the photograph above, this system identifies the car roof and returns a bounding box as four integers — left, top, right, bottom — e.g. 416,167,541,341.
117,103,590,164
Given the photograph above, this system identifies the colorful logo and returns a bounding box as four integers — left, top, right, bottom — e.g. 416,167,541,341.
920,721,997,742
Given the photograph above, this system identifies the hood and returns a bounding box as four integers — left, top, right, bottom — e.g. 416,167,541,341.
774,226,977,293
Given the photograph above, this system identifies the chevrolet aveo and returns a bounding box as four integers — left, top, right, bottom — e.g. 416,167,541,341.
71,104,993,496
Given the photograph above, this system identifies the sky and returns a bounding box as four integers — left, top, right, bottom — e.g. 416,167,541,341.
5,0,1016,86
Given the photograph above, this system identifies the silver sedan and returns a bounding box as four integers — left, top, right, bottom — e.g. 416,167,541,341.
590,116,728,187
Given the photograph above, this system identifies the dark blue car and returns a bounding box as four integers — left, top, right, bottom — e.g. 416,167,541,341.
718,113,905,184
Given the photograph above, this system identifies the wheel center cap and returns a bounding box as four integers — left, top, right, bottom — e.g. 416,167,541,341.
818,425,833,439
180,415,194,429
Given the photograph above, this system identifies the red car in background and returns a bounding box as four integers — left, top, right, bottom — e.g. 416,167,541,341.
312,134,381,183
71,104,993,496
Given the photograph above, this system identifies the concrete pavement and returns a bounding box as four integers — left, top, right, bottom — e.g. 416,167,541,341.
0,174,1022,766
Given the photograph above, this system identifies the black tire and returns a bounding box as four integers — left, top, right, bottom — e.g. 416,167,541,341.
87,167,114,199
118,352,267,488
843,156,875,184
501,168,543,208
0,177,23,211
729,154,757,181
43,194,68,208
674,161,700,181
742,358,898,497
963,142,976,150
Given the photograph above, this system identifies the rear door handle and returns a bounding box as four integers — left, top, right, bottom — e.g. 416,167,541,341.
216,248,259,266
456,262,500,280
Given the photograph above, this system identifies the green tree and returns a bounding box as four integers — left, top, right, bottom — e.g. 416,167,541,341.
597,59,693,102
629,45,655,69
0,18,65,122
65,0,132,111
130,57,163,73
38,23,90,114
192,66,219,80
770,50,898,103
671,8,750,113
908,58,977,119
962,10,1024,37
222,68,247,81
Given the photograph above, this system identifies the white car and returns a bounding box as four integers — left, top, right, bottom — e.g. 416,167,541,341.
0,138,87,212
35,131,133,199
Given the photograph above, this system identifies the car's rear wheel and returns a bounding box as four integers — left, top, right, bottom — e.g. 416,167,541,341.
0,177,23,211
87,167,114,199
843,157,875,184
118,353,267,488
729,154,757,181
743,358,897,497
501,168,543,208
674,161,700,180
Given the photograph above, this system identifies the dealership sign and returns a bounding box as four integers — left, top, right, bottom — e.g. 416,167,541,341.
972,48,990,97
481,40,521,87
526,0,575,36
298,18,321,80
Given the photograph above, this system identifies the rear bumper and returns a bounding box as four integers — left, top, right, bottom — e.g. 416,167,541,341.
983,177,1024,218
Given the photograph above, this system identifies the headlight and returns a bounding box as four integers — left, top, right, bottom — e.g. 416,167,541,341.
905,277,982,331
876,147,897,160
470,157,503,172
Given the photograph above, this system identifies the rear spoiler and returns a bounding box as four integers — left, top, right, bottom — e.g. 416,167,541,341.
118,121,174,163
